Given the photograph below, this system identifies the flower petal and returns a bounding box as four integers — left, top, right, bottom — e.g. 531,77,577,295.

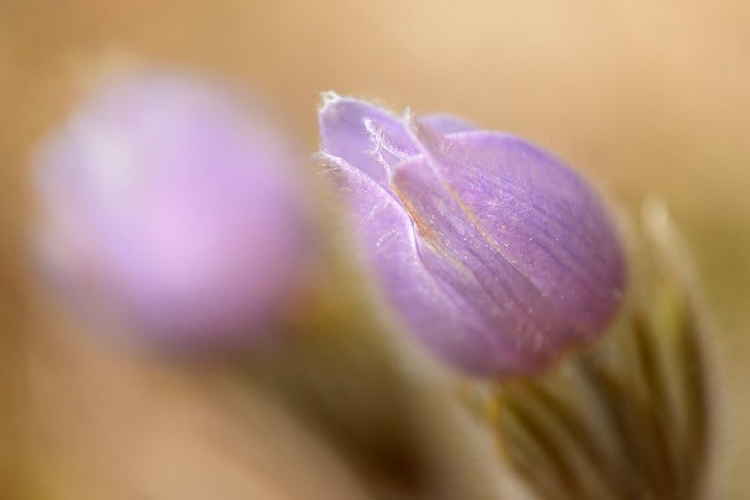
422,113,476,134
391,151,579,375
318,93,408,188
405,118,626,336
321,152,537,374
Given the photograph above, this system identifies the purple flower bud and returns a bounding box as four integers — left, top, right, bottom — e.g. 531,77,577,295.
318,93,626,377
33,72,311,350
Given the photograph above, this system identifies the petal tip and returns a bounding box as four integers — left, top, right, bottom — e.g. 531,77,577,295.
319,90,341,108
318,91,353,118
404,112,446,158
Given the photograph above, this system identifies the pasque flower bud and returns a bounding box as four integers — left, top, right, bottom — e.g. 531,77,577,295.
33,72,311,350
318,94,626,377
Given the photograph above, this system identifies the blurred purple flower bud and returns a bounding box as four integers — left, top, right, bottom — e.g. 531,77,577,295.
318,93,626,377
33,72,311,350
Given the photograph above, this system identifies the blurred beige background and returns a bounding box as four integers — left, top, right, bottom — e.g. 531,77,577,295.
1,0,748,498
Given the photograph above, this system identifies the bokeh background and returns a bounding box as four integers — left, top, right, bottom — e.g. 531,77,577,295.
1,1,748,498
